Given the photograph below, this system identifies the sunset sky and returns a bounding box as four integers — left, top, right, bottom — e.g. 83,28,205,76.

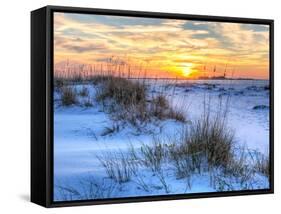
54,12,270,79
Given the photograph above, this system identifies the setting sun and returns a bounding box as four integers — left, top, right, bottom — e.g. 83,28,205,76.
182,67,193,78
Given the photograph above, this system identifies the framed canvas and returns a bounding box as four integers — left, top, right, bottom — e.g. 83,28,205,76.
31,5,274,207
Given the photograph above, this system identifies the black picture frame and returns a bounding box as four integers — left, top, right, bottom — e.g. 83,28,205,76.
31,5,274,208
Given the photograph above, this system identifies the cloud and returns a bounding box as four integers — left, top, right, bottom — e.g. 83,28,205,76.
61,43,107,53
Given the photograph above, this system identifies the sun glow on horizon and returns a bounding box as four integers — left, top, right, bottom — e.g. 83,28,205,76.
182,67,194,78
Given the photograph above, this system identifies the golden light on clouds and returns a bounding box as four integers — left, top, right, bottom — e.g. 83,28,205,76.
54,12,270,79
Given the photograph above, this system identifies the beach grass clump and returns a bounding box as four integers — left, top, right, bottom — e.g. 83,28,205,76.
167,109,186,122
150,95,186,122
252,152,269,178
150,95,169,119
83,98,93,107
140,139,167,172
61,86,78,106
95,76,186,127
97,152,135,184
96,76,147,107
79,86,89,97
189,116,234,168
167,104,234,178
168,141,203,178
169,146,196,179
